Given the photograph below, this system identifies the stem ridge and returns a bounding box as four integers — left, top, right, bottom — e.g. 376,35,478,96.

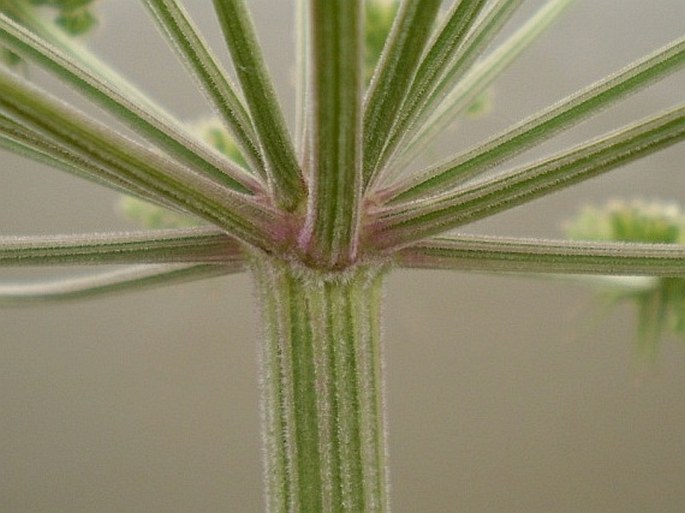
252,256,390,513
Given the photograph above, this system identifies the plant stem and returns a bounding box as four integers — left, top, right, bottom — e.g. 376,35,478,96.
251,255,390,513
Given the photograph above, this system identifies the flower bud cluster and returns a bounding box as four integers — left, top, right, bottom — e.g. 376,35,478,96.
567,199,685,244
29,0,98,35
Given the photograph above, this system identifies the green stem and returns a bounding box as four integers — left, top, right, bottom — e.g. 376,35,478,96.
251,256,390,513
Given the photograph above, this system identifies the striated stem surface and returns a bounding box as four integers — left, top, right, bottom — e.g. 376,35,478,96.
251,255,390,513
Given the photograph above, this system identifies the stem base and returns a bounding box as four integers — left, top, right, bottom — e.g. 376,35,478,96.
252,256,390,513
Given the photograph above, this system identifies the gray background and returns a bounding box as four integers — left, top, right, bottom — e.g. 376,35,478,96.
1,1,685,511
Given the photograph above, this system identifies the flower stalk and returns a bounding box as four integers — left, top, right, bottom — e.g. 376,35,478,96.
252,255,390,513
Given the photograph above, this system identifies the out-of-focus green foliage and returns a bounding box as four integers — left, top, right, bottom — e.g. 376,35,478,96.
119,118,246,230
567,199,685,244
194,117,248,170
567,200,685,357
464,88,494,118
0,47,20,66
28,0,97,35
118,196,203,230
364,0,398,84
1,0,98,68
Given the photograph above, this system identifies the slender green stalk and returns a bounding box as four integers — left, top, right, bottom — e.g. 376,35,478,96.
0,10,261,194
0,121,144,202
0,113,179,207
386,0,571,177
301,0,363,268
371,0,524,183
363,0,442,186
398,235,685,276
0,264,234,304
212,0,305,209
389,37,685,203
372,105,685,249
141,0,264,177
0,67,284,250
9,1,208,139
0,228,241,265
252,255,389,513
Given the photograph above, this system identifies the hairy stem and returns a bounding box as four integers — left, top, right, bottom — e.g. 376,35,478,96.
251,256,390,513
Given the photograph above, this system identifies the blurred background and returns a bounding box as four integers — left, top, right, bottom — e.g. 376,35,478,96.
1,1,684,511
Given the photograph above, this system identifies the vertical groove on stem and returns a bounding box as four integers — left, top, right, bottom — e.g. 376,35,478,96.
252,255,390,512
301,0,363,268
